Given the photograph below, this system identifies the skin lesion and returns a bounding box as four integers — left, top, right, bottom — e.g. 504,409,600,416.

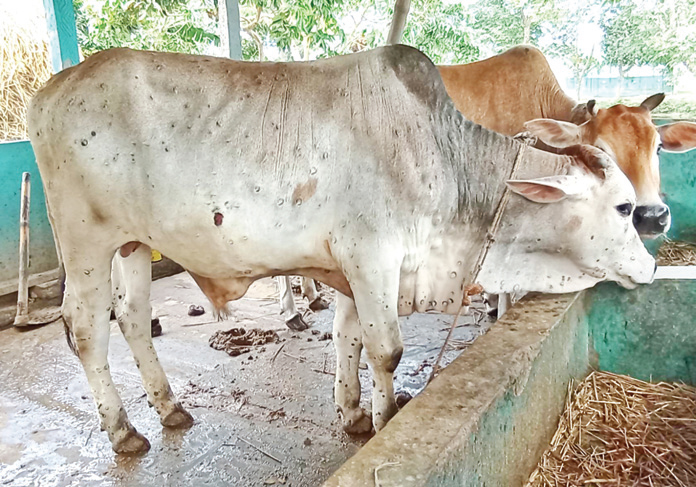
291,177,317,204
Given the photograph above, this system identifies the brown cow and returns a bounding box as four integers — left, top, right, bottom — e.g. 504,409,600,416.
437,45,696,237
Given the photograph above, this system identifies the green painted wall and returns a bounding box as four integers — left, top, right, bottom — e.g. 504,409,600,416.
585,281,696,386
43,0,80,71
0,141,58,284
657,120,696,243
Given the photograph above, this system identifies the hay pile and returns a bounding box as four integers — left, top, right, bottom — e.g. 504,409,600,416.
526,371,696,486
0,22,52,141
656,238,696,266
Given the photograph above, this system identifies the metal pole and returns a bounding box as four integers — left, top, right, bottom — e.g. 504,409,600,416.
15,173,31,325
387,0,411,45
221,0,243,60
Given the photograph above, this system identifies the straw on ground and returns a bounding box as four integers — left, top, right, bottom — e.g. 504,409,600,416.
526,370,696,487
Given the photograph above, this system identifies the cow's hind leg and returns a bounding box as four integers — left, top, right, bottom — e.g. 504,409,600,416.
277,276,309,331
63,249,150,453
302,278,329,311
113,245,193,429
333,292,372,434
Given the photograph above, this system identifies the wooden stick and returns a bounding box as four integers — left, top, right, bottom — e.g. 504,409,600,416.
14,172,30,325
236,435,282,464
427,304,464,384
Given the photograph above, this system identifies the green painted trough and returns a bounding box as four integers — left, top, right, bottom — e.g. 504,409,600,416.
324,267,696,486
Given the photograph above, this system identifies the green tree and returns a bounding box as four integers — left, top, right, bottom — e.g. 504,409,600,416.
649,0,696,77
549,5,602,100
468,0,562,53
238,0,348,61
73,0,219,56
397,0,479,64
601,1,659,95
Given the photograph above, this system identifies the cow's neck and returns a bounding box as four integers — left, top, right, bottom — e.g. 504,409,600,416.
436,104,570,284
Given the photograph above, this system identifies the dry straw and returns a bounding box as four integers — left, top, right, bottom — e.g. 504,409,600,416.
526,371,696,487
0,21,52,141
656,238,696,266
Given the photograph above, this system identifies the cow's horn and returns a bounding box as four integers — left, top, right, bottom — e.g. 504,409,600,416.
587,99,596,117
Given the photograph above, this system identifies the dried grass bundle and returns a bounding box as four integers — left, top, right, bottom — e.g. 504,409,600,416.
527,371,696,487
0,22,52,141
656,239,696,266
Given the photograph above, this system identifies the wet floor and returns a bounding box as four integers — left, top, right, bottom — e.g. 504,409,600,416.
0,273,493,487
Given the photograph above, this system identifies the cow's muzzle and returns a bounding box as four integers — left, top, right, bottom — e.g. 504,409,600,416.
633,204,670,238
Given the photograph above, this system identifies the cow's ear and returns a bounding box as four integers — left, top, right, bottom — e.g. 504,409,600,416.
506,176,585,204
640,93,665,112
524,119,585,148
658,122,696,153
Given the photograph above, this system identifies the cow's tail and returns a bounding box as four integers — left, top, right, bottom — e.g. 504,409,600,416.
213,305,234,322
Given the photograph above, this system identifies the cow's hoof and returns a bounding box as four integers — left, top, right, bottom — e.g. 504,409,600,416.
285,314,309,331
151,318,162,338
113,429,151,454
161,404,194,429
341,408,373,435
395,391,413,409
308,297,330,312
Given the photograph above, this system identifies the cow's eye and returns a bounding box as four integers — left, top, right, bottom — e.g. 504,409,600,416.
657,143,663,155
616,203,633,217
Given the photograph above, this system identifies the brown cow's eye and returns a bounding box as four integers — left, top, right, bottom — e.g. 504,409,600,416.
657,143,663,155
616,203,633,217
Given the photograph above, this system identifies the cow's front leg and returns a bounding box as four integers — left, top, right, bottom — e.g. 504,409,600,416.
276,276,309,331
350,266,403,432
64,252,150,453
333,292,372,434
302,278,329,311
113,246,193,430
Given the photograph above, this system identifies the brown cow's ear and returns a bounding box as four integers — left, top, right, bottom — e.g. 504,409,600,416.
640,93,665,112
659,122,696,153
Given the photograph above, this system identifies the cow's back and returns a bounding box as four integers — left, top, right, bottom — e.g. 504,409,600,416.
29,46,463,278
438,45,577,136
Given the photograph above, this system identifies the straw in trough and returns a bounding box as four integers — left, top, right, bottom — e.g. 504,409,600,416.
656,238,696,266
526,371,696,487
0,21,52,141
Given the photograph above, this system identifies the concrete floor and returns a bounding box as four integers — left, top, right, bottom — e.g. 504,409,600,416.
0,273,493,487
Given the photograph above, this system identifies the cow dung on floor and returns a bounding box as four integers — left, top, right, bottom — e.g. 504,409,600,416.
209,327,280,356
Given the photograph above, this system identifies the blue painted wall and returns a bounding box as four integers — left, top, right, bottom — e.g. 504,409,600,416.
0,141,58,283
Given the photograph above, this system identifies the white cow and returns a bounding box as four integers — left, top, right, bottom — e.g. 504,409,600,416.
29,46,655,453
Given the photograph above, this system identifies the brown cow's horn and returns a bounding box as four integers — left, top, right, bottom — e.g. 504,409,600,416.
640,93,665,112
558,145,608,179
587,99,596,117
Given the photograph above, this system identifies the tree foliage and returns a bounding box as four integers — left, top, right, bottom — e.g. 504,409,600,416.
73,0,218,55
72,0,696,98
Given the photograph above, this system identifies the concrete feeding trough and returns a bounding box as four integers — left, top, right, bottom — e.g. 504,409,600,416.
325,266,696,486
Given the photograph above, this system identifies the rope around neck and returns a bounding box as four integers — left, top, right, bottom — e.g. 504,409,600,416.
428,143,528,383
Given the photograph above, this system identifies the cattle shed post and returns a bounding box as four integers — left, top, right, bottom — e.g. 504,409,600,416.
42,0,80,72
219,0,243,60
